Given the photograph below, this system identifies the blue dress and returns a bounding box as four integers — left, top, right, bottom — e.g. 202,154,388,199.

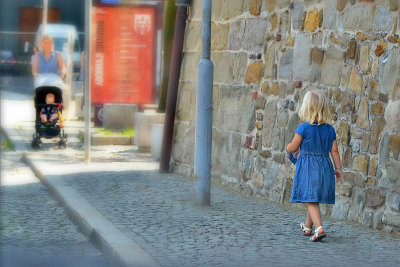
290,122,337,204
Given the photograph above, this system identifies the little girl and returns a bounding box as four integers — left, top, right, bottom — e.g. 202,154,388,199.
287,90,342,242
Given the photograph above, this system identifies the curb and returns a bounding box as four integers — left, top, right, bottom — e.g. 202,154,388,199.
1,126,29,151
2,127,160,267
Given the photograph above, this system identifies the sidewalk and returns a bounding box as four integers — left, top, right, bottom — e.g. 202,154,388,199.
4,124,400,267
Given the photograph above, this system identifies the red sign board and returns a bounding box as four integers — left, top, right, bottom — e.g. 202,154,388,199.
91,6,155,104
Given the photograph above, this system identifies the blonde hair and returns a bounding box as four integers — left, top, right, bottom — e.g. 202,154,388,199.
40,34,54,52
299,90,331,125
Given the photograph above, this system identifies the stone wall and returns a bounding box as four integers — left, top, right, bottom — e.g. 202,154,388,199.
171,0,400,234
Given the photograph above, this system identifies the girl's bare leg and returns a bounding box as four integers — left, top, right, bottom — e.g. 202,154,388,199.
307,202,324,235
306,210,313,229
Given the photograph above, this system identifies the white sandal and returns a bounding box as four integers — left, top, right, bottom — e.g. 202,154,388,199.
310,226,326,242
300,222,312,236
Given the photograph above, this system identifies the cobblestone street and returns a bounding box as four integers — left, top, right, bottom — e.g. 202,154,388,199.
14,121,399,267
0,133,109,267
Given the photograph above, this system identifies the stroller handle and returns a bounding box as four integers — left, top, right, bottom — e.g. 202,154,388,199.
36,103,63,109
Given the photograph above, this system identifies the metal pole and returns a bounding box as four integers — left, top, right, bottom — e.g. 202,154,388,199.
65,31,73,120
42,0,48,33
84,0,92,164
194,0,213,206
159,0,191,172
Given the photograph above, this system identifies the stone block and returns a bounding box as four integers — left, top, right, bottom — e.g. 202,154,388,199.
389,135,400,159
311,48,324,65
270,13,278,30
212,52,247,83
382,211,400,227
264,42,277,78
103,104,138,130
211,23,230,51
369,157,378,175
292,2,305,30
349,67,362,94
362,209,373,227
375,41,387,57
276,0,290,9
249,0,262,16
379,48,399,94
390,0,399,11
219,0,245,20
388,34,399,43
374,6,394,32
134,111,165,150
279,10,290,33
389,193,400,211
346,38,357,59
342,4,374,31
359,44,370,73
341,64,352,86
176,82,195,122
347,188,365,221
245,62,264,84
353,154,370,174
337,182,353,197
361,133,370,152
365,189,386,208
181,52,201,82
371,102,384,115
305,9,319,31
337,0,348,11
184,21,201,52
356,96,369,130
277,110,288,127
331,196,351,220
278,49,293,79
214,85,255,133
262,99,278,148
171,122,194,166
324,0,337,30
356,32,368,42
228,19,269,53
285,36,295,47
337,122,350,145
293,33,311,80
321,45,345,86
370,117,387,154
368,77,380,100
265,0,275,12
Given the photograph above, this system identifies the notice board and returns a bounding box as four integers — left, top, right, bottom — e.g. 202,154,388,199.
91,5,155,104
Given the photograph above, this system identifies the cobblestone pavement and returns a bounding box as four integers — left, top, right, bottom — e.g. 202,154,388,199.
20,147,399,266
11,123,400,267
0,133,109,267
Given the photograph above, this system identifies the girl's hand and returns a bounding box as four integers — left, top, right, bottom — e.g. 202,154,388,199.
335,169,342,182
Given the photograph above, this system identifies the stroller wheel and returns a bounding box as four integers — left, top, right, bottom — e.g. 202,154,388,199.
58,138,67,149
31,138,42,149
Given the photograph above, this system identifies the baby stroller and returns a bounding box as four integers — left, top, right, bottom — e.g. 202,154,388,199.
31,74,67,149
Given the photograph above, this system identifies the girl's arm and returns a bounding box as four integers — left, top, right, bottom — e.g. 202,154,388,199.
32,54,38,77
331,140,342,181
286,133,302,153
57,53,67,79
